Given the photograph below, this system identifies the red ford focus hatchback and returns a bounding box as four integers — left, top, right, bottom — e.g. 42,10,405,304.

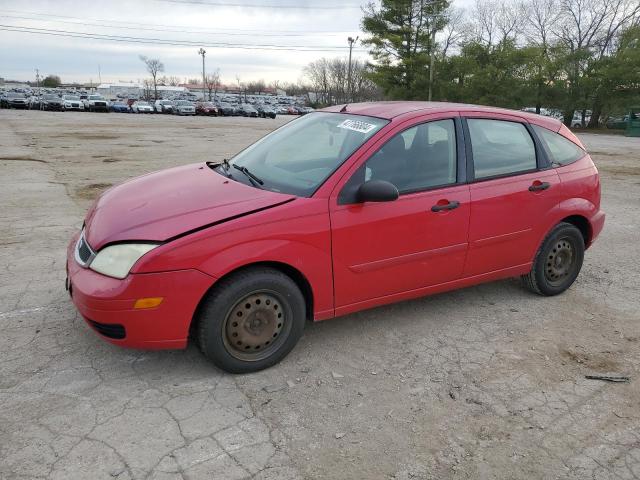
67,102,604,373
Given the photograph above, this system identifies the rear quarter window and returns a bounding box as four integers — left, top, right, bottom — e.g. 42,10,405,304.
532,125,585,166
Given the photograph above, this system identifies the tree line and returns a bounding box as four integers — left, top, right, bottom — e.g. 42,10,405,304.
349,0,640,127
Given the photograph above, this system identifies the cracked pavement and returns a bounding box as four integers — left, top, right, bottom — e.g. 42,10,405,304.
1,110,639,479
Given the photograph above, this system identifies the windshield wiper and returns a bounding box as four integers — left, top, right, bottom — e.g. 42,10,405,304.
232,164,264,187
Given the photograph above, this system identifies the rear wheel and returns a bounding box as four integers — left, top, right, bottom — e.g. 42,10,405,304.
197,267,305,373
522,222,585,296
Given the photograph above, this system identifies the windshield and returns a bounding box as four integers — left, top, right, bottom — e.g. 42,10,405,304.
225,112,388,196
177,101,192,106
137,101,149,105
89,95,103,100
65,96,80,101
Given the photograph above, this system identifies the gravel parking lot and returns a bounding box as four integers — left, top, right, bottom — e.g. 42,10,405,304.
1,109,639,480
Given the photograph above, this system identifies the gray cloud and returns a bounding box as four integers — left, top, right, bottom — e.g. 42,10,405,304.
0,0,369,84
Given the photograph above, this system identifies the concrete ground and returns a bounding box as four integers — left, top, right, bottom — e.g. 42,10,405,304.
0,109,638,480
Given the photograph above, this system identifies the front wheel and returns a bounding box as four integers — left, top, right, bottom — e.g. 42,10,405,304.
197,267,306,373
522,222,585,296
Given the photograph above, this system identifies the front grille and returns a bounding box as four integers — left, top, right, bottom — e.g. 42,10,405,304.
88,319,126,339
75,232,95,266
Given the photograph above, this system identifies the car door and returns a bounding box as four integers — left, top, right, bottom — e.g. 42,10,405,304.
462,113,562,277
330,115,470,312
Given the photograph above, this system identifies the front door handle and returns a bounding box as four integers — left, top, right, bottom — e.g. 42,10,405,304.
431,200,460,212
529,181,550,192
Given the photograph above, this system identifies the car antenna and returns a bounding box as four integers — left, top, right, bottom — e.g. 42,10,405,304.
340,104,348,112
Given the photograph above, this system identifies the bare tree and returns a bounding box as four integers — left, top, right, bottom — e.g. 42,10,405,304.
554,0,640,124
440,7,466,58
496,1,525,44
270,80,282,94
304,57,381,105
523,0,560,47
139,55,164,100
246,79,266,95
205,69,221,100
471,0,524,45
472,0,498,45
142,79,153,101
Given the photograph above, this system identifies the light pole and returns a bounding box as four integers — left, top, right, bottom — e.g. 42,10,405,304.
428,28,436,101
347,36,358,103
198,48,206,101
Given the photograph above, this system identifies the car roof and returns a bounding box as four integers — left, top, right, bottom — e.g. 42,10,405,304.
320,101,562,131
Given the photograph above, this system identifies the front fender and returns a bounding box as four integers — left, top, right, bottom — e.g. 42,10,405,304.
133,199,333,319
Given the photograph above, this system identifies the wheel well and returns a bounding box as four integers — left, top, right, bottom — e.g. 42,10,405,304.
190,262,315,338
561,215,591,246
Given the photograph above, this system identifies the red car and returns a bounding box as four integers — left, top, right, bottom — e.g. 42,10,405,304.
196,101,219,116
67,102,604,373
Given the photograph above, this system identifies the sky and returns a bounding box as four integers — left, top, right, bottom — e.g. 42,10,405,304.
0,0,473,86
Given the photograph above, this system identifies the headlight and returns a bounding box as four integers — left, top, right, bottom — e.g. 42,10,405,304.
89,243,158,279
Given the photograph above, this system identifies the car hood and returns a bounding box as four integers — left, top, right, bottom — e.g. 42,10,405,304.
84,163,295,250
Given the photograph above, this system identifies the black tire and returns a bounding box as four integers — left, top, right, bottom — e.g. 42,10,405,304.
197,267,306,373
522,222,585,296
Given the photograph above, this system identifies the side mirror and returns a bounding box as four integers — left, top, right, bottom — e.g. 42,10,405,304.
357,180,399,203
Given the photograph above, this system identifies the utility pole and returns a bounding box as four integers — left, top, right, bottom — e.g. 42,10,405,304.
198,48,206,101
347,36,358,103
428,26,437,101
35,69,40,91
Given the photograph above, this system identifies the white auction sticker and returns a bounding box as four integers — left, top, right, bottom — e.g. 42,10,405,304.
337,119,377,134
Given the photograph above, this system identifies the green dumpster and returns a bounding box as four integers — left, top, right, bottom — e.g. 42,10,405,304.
626,107,640,137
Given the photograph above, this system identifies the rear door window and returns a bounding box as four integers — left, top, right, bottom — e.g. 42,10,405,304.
467,119,537,179
532,125,585,166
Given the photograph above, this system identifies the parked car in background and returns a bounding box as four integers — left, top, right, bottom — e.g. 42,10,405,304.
606,115,628,130
64,102,605,373
195,101,219,116
256,105,276,119
85,94,109,112
239,103,258,117
286,105,300,115
571,113,591,128
29,95,42,110
154,100,174,114
298,106,314,115
131,101,155,114
216,102,236,116
62,95,84,111
40,94,64,111
3,92,29,109
173,100,196,116
109,101,130,113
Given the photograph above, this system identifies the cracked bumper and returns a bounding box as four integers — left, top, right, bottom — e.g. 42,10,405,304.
66,233,215,350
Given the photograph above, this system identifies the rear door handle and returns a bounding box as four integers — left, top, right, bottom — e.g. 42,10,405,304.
431,200,460,212
529,181,550,192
